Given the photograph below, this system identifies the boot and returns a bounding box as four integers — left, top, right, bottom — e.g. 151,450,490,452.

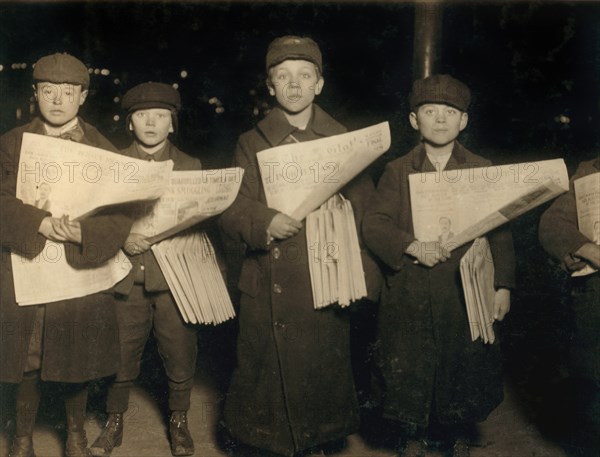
64,384,91,457
169,411,194,456
10,372,41,457
9,436,36,457
90,413,123,457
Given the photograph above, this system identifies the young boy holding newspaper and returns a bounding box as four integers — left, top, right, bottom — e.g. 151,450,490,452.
362,75,516,457
219,35,380,456
0,53,132,457
90,82,201,457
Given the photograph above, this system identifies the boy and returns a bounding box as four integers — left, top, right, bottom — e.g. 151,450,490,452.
219,36,379,457
538,158,600,452
362,75,515,457
0,53,131,457
90,82,201,457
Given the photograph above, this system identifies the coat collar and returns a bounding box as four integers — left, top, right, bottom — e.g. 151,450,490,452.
123,139,179,162
256,105,346,147
410,140,469,171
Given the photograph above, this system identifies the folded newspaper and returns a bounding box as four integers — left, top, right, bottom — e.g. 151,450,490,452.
572,172,600,277
257,122,391,309
152,231,235,325
409,159,569,250
460,238,496,344
12,133,174,305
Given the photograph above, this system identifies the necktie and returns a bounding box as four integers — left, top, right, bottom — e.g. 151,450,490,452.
59,125,84,142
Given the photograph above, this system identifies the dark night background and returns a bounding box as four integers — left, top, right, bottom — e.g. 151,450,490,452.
1,1,599,454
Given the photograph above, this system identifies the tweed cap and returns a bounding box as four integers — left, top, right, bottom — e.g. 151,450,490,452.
266,36,322,72
33,53,90,89
121,82,181,112
409,74,471,112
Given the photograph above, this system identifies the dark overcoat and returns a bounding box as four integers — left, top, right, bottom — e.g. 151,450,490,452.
220,106,380,456
113,141,202,296
0,117,132,383
362,142,516,426
539,157,600,381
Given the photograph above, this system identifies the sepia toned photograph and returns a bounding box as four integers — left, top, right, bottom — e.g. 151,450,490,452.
0,1,598,456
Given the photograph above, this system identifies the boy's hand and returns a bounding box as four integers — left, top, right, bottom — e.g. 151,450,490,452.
573,242,600,269
124,233,152,256
493,288,511,321
38,216,82,244
405,240,450,267
268,213,302,240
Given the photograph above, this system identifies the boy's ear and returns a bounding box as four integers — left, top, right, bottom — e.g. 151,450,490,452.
409,112,419,131
79,89,89,106
168,118,174,134
266,78,276,97
128,120,134,131
459,112,469,131
32,85,38,101
314,77,324,96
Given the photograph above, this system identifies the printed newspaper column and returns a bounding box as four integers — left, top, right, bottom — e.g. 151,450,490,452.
258,122,390,308
572,172,600,277
12,133,174,305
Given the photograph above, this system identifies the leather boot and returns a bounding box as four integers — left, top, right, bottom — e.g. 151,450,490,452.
65,431,91,457
9,436,36,457
90,413,123,457
169,411,194,456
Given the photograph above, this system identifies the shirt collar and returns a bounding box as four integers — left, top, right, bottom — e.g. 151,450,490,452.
411,140,468,171
134,141,169,161
43,117,80,137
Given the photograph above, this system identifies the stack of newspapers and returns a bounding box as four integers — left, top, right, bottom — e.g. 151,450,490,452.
306,194,367,309
152,231,235,325
460,237,496,344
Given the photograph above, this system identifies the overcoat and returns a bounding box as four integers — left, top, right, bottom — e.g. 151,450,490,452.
539,157,600,381
220,106,380,456
0,117,132,383
362,142,516,426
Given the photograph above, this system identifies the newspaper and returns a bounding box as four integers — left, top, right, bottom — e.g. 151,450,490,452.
152,231,235,324
11,133,174,305
409,159,569,251
130,168,244,244
460,238,496,344
18,133,174,219
257,121,391,220
572,172,600,277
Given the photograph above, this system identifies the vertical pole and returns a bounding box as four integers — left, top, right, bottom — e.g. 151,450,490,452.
413,0,443,80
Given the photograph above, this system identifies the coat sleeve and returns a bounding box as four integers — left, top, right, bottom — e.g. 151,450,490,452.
362,162,416,270
219,136,279,251
539,162,592,266
488,224,516,289
0,131,50,258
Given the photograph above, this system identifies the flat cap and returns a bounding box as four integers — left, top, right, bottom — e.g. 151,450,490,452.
33,53,90,89
409,74,471,112
266,35,322,72
121,82,181,112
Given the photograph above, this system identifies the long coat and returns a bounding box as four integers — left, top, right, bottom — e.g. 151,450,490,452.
113,140,202,296
362,142,516,426
539,157,600,381
220,106,380,456
0,117,132,383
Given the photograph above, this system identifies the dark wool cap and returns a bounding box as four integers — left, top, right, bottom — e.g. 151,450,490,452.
33,53,90,89
121,82,182,112
409,74,471,112
266,36,322,72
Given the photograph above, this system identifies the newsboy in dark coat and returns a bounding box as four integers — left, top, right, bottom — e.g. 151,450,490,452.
91,82,202,457
363,75,516,457
220,36,381,457
0,53,132,457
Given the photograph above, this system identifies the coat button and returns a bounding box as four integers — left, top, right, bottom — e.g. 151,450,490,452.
274,321,286,329
272,247,281,260
273,283,282,294
140,265,145,271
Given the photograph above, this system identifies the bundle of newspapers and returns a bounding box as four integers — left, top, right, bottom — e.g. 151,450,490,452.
573,171,600,277
306,194,367,309
460,238,496,344
152,231,234,325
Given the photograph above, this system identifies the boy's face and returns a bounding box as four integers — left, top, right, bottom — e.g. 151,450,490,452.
267,59,324,115
35,82,87,127
129,108,174,148
409,104,468,147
